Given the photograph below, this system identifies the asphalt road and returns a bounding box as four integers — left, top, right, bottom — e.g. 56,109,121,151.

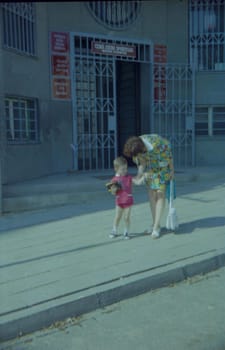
1,266,225,350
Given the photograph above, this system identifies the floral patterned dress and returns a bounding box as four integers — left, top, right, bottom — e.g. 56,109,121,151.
133,134,173,191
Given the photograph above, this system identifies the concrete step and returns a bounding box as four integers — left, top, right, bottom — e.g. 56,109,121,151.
2,167,225,214
3,191,107,213
2,171,113,214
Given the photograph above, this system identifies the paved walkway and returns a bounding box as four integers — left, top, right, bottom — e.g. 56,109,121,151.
0,167,225,341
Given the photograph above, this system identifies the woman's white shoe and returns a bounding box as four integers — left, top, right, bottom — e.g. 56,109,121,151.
151,228,160,239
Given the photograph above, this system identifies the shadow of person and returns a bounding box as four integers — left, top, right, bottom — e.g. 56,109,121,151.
173,216,225,235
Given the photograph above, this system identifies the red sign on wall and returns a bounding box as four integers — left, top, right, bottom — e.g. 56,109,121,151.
154,44,167,63
51,55,70,76
52,78,71,100
51,32,70,53
50,32,71,100
154,44,167,101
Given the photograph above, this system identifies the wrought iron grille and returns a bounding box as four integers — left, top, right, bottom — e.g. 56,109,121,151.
73,56,116,170
71,33,152,170
5,97,39,144
87,1,141,30
1,2,36,55
152,64,195,167
73,34,151,63
189,0,225,71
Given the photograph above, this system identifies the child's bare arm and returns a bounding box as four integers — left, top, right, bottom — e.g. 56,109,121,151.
110,183,119,195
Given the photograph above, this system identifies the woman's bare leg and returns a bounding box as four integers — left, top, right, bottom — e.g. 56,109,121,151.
153,190,166,232
148,188,157,227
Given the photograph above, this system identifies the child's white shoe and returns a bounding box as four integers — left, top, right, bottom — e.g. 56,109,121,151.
109,231,118,238
123,232,130,240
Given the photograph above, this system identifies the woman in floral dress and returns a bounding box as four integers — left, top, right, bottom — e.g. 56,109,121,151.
123,134,174,238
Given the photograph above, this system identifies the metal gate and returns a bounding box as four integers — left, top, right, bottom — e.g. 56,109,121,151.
70,38,117,170
70,33,195,170
70,33,152,170
152,63,195,168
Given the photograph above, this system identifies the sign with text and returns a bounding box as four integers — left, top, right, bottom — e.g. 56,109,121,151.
50,32,71,100
52,78,71,100
51,32,70,53
154,44,167,63
91,41,136,58
154,44,167,101
51,55,70,76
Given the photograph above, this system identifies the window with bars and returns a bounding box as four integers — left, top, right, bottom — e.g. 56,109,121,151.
87,1,141,30
195,107,208,135
189,0,225,71
5,97,39,144
1,2,36,55
195,106,225,135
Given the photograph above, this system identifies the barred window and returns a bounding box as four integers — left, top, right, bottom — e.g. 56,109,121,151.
195,107,208,135
189,0,225,71
213,106,225,134
87,1,141,30
2,2,36,55
5,97,39,144
195,106,225,135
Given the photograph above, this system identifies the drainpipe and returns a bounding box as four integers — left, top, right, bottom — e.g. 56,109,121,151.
0,160,2,215
0,47,4,215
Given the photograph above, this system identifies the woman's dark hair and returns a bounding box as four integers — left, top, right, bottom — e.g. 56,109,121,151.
123,136,146,158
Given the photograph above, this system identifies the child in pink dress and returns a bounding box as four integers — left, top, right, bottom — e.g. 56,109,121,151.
107,156,148,239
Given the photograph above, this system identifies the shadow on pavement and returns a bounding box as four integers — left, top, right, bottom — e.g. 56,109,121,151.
176,216,225,234
0,178,224,234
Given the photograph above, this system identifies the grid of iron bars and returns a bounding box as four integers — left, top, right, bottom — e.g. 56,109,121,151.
1,2,36,55
5,97,39,144
72,34,152,170
195,106,225,135
189,0,225,71
73,34,151,63
87,1,141,30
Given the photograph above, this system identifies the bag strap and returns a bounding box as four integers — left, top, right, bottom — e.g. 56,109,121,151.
169,180,174,209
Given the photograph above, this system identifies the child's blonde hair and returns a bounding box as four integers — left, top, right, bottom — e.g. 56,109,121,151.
113,156,128,172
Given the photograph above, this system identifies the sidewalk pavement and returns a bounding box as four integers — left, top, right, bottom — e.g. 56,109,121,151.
0,166,225,342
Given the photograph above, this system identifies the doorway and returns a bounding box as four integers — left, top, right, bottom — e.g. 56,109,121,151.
116,61,141,156
71,33,152,171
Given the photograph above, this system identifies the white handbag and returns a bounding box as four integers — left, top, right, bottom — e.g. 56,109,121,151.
166,180,179,231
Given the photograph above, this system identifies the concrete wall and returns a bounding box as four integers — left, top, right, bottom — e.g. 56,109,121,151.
196,72,225,104
195,71,225,166
196,136,225,166
3,3,73,183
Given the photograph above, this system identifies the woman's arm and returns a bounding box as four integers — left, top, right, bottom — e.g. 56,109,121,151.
169,158,174,179
132,172,151,186
133,155,147,176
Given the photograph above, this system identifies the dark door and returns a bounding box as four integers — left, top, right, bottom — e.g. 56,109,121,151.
116,61,140,159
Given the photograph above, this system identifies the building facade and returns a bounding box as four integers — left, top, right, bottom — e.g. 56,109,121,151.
0,1,225,185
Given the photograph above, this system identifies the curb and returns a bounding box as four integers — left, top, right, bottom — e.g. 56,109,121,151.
1,248,225,342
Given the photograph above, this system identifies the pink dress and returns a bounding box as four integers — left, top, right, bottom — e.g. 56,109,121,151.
111,175,134,208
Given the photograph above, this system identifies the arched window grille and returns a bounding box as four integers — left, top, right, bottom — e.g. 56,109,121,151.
1,2,36,55
87,1,141,30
